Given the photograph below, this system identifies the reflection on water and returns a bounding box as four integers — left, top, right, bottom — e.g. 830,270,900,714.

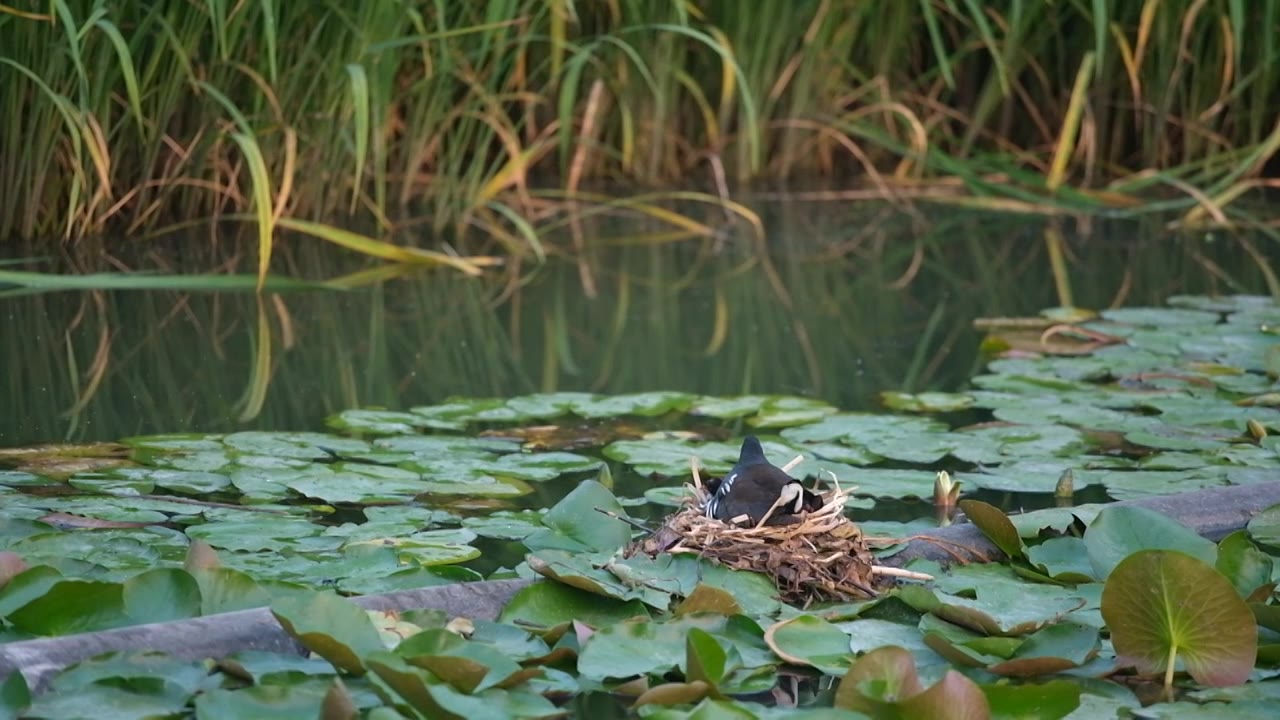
2,204,1276,446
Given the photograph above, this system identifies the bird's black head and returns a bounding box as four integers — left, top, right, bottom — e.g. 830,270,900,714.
736,435,769,467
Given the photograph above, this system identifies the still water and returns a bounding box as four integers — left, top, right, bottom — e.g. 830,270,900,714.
2,205,1275,447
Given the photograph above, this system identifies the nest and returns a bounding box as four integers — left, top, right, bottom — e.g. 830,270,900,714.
626,455,931,607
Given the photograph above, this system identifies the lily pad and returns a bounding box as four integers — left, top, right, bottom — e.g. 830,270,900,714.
523,480,631,553
223,431,370,460
1101,549,1256,687
0,471,47,487
688,396,769,419
568,391,695,418
762,615,851,675
271,591,386,675
1101,307,1221,328
747,396,839,428
186,518,323,553
194,678,336,719
603,439,738,477
881,392,975,413
1247,503,1280,547
482,451,603,481
1026,537,1096,583
327,409,435,435
461,511,545,540
577,615,729,681
833,645,989,718
285,472,430,504
781,413,948,446
498,580,650,630
1084,506,1217,579
25,677,192,720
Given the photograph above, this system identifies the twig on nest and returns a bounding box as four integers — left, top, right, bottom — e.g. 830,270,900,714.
594,507,654,535
872,566,934,581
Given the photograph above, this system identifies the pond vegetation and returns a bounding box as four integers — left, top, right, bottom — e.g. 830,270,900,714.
6,2,1280,717
4,1,1280,282
2,291,1279,718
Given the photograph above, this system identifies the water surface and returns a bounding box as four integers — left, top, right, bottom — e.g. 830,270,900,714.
3,205,1274,446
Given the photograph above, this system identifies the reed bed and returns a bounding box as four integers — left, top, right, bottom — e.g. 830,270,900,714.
3,0,1280,264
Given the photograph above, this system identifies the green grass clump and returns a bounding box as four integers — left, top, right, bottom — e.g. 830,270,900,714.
2,0,1279,261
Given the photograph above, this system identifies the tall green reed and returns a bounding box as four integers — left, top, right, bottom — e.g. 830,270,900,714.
2,0,1279,262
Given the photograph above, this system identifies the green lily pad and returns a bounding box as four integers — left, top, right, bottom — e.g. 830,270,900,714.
0,471,47,487
121,568,202,624
1101,307,1221,327
763,615,851,675
577,615,729,681
186,518,323,553
461,511,545,540
957,500,1025,560
901,568,1089,636
194,678,338,719
881,392,975,413
1125,425,1234,452
1096,468,1228,502
149,449,234,472
417,477,534,498
1101,549,1256,687
1026,537,1096,583
688,396,769,419
1216,530,1275,599
6,579,131,635
781,413,948,445
523,480,632,554
482,451,603,481
285,472,430,504
849,469,938,499
1247,503,1280,547
271,591,386,675
526,550,672,607
801,442,884,466
603,439,738,477
504,392,600,419
11,528,186,572
568,391,695,418
327,409,435,435
190,567,272,615
1084,506,1217,579
643,486,692,508
841,618,950,681
66,473,154,494
25,677,192,720
986,622,1100,676
366,651,561,719
110,468,232,495
747,396,839,428
395,628,532,693
833,645,989,718
49,651,215,696
498,579,650,630
982,679,1081,719
222,432,363,460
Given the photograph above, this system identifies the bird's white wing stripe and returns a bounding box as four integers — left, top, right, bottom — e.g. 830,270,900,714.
703,473,737,518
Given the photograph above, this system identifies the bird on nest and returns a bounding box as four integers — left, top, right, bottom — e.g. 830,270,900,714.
701,436,824,526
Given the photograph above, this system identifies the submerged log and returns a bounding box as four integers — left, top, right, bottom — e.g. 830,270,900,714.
0,578,532,694
3,481,1278,694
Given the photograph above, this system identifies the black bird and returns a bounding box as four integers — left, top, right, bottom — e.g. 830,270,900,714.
703,436,823,526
